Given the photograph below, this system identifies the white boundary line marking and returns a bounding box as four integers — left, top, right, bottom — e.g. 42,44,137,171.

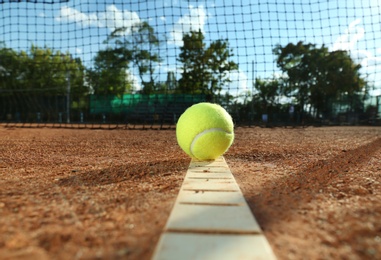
152,156,277,260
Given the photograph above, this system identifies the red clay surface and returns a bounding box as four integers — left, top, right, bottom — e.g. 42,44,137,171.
0,126,380,259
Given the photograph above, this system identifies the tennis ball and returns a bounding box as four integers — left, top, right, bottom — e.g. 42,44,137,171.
176,102,234,161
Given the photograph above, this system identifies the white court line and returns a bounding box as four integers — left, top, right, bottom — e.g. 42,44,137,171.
152,157,277,260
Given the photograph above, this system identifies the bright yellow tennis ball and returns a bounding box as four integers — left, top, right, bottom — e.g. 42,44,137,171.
176,102,234,161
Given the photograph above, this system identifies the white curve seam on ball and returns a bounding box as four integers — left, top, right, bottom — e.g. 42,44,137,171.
190,128,232,157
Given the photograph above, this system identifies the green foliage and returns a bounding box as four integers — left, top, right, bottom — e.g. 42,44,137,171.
86,47,133,96
273,41,367,117
105,21,162,94
0,44,87,118
177,30,238,99
0,45,21,93
253,77,283,110
0,44,86,96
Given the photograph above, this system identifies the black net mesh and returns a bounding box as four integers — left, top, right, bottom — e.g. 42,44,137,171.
1,0,381,127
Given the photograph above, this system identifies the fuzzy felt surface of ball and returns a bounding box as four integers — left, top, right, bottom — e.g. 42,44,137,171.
176,102,234,160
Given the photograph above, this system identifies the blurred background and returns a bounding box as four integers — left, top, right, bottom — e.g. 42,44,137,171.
1,0,380,127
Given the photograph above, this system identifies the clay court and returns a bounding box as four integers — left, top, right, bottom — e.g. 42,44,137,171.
0,125,380,259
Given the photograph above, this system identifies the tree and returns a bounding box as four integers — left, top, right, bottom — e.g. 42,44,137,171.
178,30,209,94
0,43,21,94
0,45,86,96
86,47,133,96
27,46,86,95
106,21,162,94
0,44,87,119
273,41,367,118
177,30,238,100
253,77,282,110
0,44,86,100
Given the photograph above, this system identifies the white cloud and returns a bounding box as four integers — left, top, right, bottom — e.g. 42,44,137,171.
126,70,142,93
223,69,249,95
332,19,365,52
56,5,141,33
369,88,381,96
98,5,141,32
332,19,381,74
164,0,179,7
56,6,99,27
351,49,381,68
169,5,207,46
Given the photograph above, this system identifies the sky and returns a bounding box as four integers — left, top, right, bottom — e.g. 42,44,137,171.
1,0,381,97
